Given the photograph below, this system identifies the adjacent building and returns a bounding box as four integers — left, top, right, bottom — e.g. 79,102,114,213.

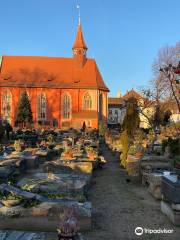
108,97,125,126
108,89,180,128
108,89,152,128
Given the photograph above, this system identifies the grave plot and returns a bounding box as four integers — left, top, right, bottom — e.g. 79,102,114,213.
161,173,180,225
43,159,93,175
17,172,91,202
0,129,104,236
140,155,172,186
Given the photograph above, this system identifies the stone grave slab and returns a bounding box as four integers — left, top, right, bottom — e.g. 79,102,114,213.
17,172,90,199
161,201,180,226
43,159,93,174
0,201,91,231
0,183,45,202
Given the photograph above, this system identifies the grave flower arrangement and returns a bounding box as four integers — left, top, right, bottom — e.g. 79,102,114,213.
63,144,73,159
14,139,24,152
57,208,78,240
1,192,23,207
86,146,97,160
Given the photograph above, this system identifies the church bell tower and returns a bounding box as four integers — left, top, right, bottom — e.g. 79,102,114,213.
72,18,87,68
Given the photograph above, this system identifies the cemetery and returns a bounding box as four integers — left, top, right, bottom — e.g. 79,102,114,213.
0,128,105,239
0,123,179,239
0,103,179,240
0,1,180,239
105,123,180,229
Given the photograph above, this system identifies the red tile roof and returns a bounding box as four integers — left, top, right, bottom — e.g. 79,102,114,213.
72,24,87,50
108,90,145,106
108,97,123,105
123,89,142,100
0,56,109,91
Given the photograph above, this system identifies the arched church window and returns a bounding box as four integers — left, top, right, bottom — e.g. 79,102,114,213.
62,93,71,119
83,93,92,110
1,90,12,123
37,93,47,120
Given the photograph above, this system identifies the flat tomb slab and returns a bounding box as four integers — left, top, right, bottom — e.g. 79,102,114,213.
0,201,91,232
161,201,180,226
43,160,93,174
17,173,90,198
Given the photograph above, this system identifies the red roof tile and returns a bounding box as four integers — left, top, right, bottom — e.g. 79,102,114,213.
0,56,109,91
108,97,123,105
123,89,142,100
72,24,87,50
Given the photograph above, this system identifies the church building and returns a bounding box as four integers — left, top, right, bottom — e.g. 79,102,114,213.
0,21,109,129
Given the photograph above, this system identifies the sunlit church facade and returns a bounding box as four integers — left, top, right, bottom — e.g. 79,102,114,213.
0,22,109,129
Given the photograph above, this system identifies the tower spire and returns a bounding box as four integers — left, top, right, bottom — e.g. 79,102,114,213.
72,24,87,50
72,6,87,68
77,4,81,25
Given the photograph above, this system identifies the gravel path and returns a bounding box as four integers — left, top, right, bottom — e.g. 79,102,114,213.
84,143,180,240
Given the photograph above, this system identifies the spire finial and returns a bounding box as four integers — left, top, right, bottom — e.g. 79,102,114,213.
77,4,81,25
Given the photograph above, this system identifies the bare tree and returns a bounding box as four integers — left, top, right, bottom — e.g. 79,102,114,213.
137,42,180,145
153,42,180,112
138,86,161,136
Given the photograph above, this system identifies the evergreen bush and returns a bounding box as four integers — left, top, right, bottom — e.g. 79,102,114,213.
120,130,129,167
120,97,140,166
162,137,180,156
99,121,106,136
15,91,33,127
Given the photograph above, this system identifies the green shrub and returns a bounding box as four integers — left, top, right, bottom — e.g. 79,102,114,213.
174,156,180,168
122,97,140,137
120,130,129,167
0,123,5,141
99,121,106,136
162,137,180,156
23,199,41,208
15,91,33,126
47,134,54,143
1,193,23,201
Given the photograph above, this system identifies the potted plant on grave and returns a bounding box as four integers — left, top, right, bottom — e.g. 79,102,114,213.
63,146,73,159
86,146,97,160
133,130,145,159
14,139,24,152
47,134,55,149
76,142,82,153
1,192,23,207
135,144,145,159
57,208,78,240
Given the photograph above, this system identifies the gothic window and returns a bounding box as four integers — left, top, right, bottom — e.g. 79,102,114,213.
86,120,91,127
83,93,92,110
1,90,12,123
62,94,71,119
37,93,47,120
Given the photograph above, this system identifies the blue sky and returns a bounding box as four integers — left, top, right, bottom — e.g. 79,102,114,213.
0,0,179,96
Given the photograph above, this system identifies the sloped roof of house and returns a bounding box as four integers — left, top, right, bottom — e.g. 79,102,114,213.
123,89,142,100
0,56,109,91
108,89,143,105
108,97,124,105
